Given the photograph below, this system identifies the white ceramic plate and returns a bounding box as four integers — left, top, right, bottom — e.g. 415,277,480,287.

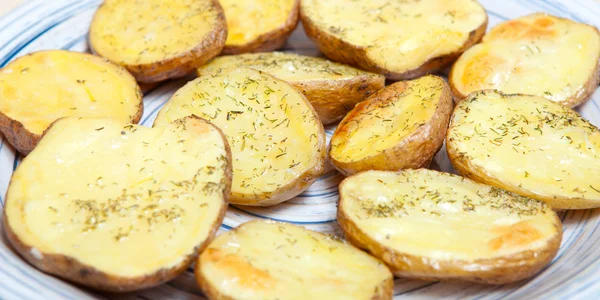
1,0,600,299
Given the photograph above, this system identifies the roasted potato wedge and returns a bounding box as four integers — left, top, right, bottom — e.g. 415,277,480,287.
300,0,488,80
0,50,142,155
329,75,453,176
3,116,231,292
155,68,326,206
196,220,394,300
197,52,385,124
89,0,227,83
338,169,562,284
447,90,600,209
450,13,600,107
220,0,300,54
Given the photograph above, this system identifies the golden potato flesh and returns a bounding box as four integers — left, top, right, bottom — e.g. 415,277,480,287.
3,117,231,291
220,0,299,54
447,90,600,209
155,68,326,206
197,52,385,124
196,221,393,300
0,50,142,155
450,13,600,107
300,0,488,80
329,75,453,176
89,0,226,82
338,169,561,284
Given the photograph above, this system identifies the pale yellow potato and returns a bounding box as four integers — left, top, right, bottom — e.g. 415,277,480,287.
197,52,385,124
450,13,600,107
3,116,231,292
300,0,488,80
0,50,142,155
338,169,562,284
221,0,300,54
155,68,326,206
329,75,453,176
447,90,600,209
89,0,227,83
196,220,393,300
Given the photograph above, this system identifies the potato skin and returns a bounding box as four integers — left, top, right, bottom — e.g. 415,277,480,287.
89,0,227,83
0,52,143,156
329,76,453,176
337,176,563,285
222,0,300,55
300,10,487,81
294,74,385,125
0,110,39,156
3,116,231,292
449,14,600,107
195,220,395,300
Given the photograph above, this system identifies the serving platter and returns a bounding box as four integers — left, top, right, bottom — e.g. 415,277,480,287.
0,0,600,299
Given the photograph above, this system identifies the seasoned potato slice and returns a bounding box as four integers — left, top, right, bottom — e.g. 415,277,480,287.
89,0,227,83
3,116,231,292
198,52,385,124
155,68,326,206
338,169,561,284
450,13,600,107
300,0,487,80
220,0,300,54
447,90,600,209
0,50,142,155
196,220,393,300
329,75,453,176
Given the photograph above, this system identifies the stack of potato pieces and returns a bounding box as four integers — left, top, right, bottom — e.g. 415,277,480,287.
2,0,600,298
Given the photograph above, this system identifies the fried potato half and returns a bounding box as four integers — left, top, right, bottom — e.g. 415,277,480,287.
155,68,326,206
196,220,394,300
447,90,600,209
3,116,231,292
89,0,227,83
329,75,453,176
450,13,600,107
0,50,142,155
198,52,385,124
220,0,300,54
338,169,561,284
300,0,488,80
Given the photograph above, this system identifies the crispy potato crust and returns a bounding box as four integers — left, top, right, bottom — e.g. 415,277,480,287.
300,0,488,80
0,50,143,155
89,0,227,83
338,169,562,284
221,0,300,54
3,116,231,292
450,13,600,107
329,75,453,176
